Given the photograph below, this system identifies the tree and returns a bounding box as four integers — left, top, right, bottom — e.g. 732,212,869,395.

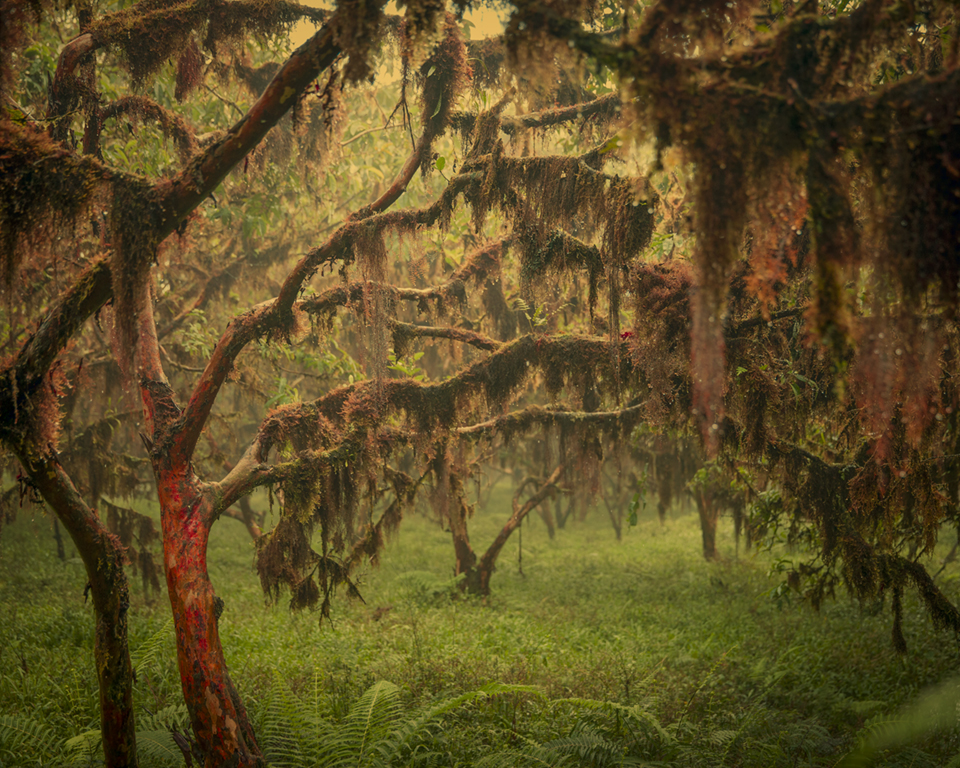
4,0,960,766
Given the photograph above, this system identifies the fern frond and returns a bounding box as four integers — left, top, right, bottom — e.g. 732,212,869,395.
136,702,190,767
63,728,102,765
0,713,61,763
337,680,402,766
555,696,676,748
258,669,336,767
387,683,541,762
136,729,184,766
130,618,174,676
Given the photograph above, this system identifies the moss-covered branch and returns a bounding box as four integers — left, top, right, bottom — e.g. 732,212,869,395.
157,17,348,232
456,403,646,439
99,95,198,162
176,169,487,467
349,14,469,222
390,320,501,352
213,332,635,512
451,92,622,136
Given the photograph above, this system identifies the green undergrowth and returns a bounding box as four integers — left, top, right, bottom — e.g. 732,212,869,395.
1,487,959,766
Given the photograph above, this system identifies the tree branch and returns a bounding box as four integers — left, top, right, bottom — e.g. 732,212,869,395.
175,168,485,467
157,19,345,232
451,92,622,136
477,464,565,574
390,320,502,352
213,333,633,510
456,403,646,438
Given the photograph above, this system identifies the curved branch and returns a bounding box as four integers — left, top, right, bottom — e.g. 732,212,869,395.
477,463,565,576
47,0,330,127
451,92,622,136
12,10,359,430
175,169,484,467
456,403,646,438
47,32,96,134
347,129,434,222
2,257,113,436
100,95,198,162
390,320,501,352
157,20,345,232
214,333,633,508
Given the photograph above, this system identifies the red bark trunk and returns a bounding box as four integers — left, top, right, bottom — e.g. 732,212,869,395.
156,467,262,768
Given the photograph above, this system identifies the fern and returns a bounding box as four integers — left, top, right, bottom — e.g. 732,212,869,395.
476,725,670,768
258,668,336,767
130,618,174,677
63,729,101,766
472,696,676,768
136,703,190,767
324,680,403,767
554,697,676,755
0,714,62,765
258,676,536,768
838,674,960,767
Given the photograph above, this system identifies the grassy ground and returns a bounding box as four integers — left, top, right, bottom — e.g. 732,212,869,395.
1,487,959,766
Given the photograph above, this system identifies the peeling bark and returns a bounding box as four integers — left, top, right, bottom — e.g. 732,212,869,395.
155,468,262,768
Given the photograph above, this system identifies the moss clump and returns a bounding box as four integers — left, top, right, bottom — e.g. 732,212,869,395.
107,175,164,374
0,122,104,289
101,96,198,163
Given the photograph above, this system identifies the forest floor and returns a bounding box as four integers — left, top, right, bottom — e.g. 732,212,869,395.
1,486,959,766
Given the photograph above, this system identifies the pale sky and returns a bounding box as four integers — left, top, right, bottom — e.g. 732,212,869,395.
290,1,508,47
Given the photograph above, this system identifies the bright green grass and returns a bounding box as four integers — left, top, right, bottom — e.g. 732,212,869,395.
2,489,959,766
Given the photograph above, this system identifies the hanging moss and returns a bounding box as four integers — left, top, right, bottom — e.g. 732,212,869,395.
100,96,199,163
174,36,204,102
415,13,470,170
848,70,960,303
0,122,104,290
103,500,162,594
331,0,386,83
0,0,43,93
107,175,165,374
90,0,328,87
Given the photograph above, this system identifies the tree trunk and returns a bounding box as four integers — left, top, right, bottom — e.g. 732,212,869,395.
156,467,262,768
696,489,719,561
537,505,556,539
52,515,66,560
556,495,575,529
467,466,564,597
656,461,673,526
449,494,482,593
20,450,139,768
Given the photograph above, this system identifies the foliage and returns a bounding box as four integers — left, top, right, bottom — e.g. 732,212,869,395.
5,0,960,763
3,504,959,766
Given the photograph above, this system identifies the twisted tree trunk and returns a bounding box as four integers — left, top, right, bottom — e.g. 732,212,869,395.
16,445,138,767
154,463,262,767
